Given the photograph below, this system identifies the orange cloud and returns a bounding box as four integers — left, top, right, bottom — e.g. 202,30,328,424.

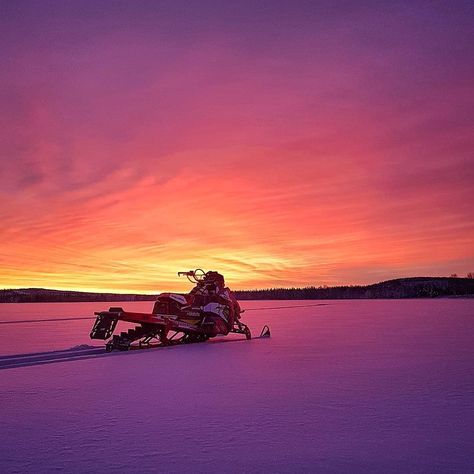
1,2,473,291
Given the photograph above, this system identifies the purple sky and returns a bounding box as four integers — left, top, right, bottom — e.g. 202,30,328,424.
1,1,473,291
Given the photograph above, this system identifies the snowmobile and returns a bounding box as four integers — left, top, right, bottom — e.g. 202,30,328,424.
90,269,270,351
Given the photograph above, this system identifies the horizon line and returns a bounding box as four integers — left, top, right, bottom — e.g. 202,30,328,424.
1,275,471,295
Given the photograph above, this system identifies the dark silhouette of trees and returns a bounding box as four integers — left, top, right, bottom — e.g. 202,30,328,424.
1,277,474,303
0,288,156,303
235,277,474,300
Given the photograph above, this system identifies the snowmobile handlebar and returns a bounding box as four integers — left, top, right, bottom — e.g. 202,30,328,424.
178,269,207,283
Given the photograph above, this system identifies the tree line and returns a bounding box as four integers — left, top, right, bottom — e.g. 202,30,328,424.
234,277,474,300
1,277,473,303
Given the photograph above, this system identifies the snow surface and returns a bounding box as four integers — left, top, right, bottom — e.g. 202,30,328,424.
1,299,473,473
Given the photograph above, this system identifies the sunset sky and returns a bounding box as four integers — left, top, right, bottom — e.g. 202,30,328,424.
1,1,473,293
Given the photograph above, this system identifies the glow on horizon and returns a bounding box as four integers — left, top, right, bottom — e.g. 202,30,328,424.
1,2,473,292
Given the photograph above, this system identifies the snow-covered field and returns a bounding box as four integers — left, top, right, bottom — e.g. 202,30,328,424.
1,299,473,473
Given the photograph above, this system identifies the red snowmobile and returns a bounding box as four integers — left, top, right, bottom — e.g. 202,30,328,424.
90,269,269,351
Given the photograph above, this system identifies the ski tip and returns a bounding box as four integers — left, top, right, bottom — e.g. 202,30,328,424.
260,325,271,338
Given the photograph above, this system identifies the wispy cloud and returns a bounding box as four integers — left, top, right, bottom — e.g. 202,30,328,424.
1,1,473,291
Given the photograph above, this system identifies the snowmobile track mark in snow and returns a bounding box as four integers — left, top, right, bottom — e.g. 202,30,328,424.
0,333,270,370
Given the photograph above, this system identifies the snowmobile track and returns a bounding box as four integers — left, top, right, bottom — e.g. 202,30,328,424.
0,334,270,370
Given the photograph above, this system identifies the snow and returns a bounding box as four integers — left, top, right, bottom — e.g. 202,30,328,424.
1,299,473,473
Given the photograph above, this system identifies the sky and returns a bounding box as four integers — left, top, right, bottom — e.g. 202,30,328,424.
1,1,473,293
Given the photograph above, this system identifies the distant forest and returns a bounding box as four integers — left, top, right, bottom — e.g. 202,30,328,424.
1,277,473,303
0,289,156,304
235,277,474,299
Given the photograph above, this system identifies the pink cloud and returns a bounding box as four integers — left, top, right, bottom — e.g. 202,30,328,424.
1,2,473,291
